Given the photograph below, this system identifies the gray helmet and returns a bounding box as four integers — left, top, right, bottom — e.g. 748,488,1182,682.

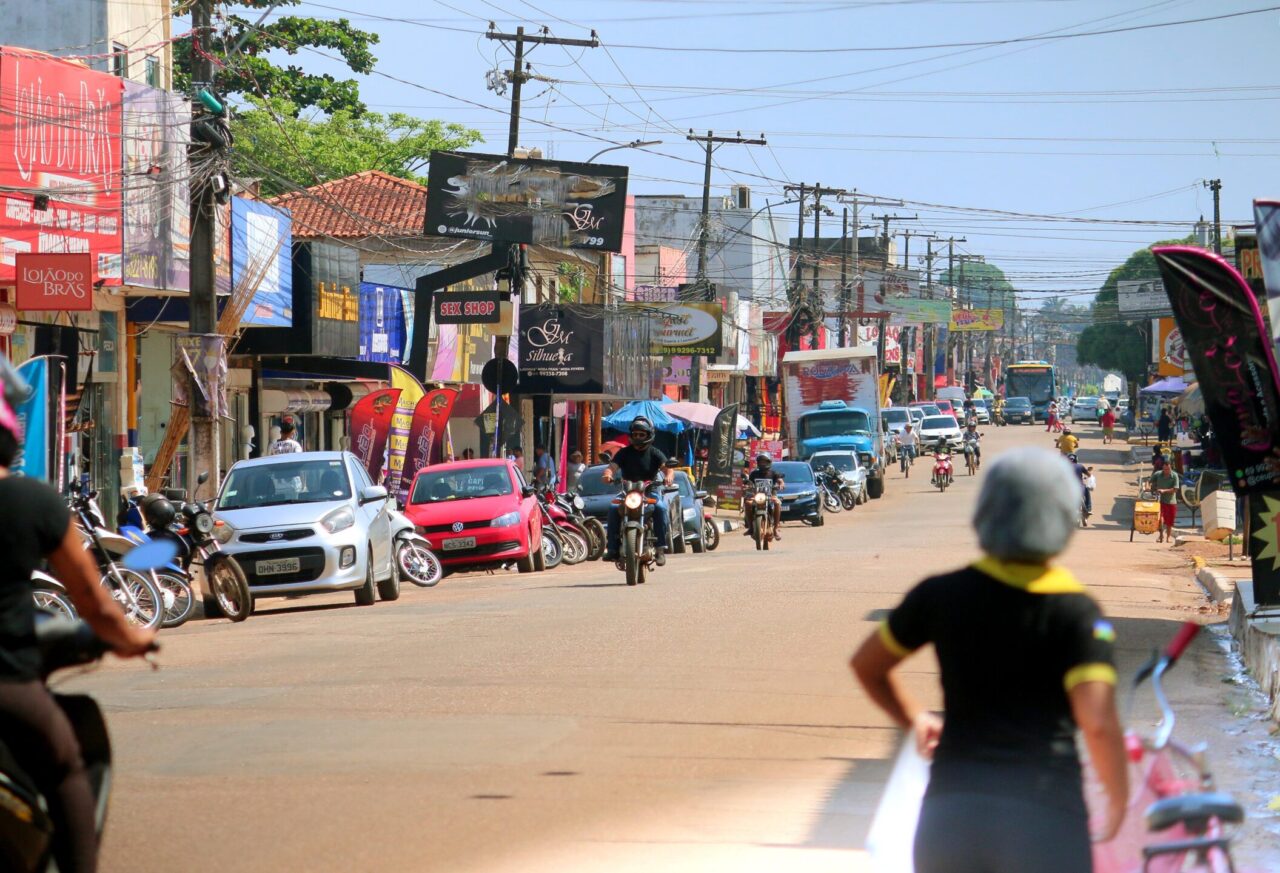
629,416,655,449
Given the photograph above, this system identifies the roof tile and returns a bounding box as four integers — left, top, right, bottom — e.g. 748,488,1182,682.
268,170,427,240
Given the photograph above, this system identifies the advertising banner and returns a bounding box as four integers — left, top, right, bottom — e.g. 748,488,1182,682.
13,356,49,480
400,388,459,504
882,298,952,325
1153,245,1280,499
1251,200,1280,357
302,241,359,356
0,49,123,285
232,197,292,326
518,304,605,394
1117,279,1171,317
123,82,190,291
638,302,723,356
424,151,629,252
1153,317,1186,377
949,309,1004,331
358,283,406,363
15,253,93,310
384,366,425,502
1234,233,1266,300
350,388,401,485
434,290,500,325
703,402,739,490
632,284,678,303
662,355,692,387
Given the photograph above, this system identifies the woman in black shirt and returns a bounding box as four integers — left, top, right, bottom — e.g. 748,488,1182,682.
0,358,155,872
851,446,1128,873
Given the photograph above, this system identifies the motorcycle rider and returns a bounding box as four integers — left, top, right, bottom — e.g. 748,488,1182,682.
1055,426,1079,457
962,399,979,428
961,422,982,467
602,417,673,566
745,453,784,540
1068,453,1093,522
0,356,155,873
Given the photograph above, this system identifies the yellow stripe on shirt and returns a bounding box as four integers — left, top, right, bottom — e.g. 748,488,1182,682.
972,556,1085,594
879,619,915,659
1064,662,1117,691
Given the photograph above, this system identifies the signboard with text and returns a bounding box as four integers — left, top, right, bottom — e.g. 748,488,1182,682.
1117,279,1171,316
949,308,1004,331
15,253,93,310
231,197,292,326
434,290,501,325
123,81,190,291
518,304,604,394
639,302,723,356
302,241,359,357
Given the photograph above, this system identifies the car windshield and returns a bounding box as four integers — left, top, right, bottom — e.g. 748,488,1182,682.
811,454,855,472
798,410,872,439
922,415,958,430
913,404,941,416
1006,397,1031,408
218,458,351,509
772,462,814,483
576,465,617,496
882,409,909,425
410,466,513,503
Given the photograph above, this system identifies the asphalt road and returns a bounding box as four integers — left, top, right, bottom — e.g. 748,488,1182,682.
76,422,1277,872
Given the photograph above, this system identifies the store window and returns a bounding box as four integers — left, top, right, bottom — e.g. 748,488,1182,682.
145,55,160,87
112,43,128,78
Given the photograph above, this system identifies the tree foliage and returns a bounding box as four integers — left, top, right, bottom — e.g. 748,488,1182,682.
174,0,380,115
1076,236,1195,385
936,261,1014,309
231,98,481,196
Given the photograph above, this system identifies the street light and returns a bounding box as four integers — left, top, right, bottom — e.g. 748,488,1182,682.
586,139,662,163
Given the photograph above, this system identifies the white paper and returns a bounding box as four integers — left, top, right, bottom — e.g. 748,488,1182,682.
866,737,931,873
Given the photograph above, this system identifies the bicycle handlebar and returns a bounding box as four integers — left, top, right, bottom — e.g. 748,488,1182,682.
1164,621,1200,663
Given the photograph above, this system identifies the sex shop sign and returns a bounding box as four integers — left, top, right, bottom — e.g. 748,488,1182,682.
517,304,604,395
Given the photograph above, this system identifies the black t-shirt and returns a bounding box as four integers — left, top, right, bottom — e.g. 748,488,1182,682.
883,559,1116,815
0,477,73,681
610,445,667,482
748,469,783,492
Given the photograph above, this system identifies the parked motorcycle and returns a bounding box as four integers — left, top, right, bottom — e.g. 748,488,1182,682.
141,475,252,622
389,507,443,587
816,466,844,513
745,479,778,551
0,614,153,872
612,479,661,586
69,488,164,631
119,525,196,629
535,486,590,565
30,570,76,621
931,452,954,492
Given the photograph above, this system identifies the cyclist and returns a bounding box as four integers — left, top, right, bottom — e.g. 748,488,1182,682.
1055,426,1078,457
961,422,982,469
602,417,673,565
896,422,920,476
743,453,784,540
0,356,156,873
850,447,1128,873
1068,452,1093,523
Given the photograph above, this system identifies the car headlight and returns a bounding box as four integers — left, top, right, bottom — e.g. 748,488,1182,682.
320,506,355,534
624,492,643,510
797,490,816,499
213,519,234,544
491,511,521,528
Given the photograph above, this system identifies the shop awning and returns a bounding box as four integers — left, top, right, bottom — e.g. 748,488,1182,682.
1140,376,1187,395
664,401,762,437
602,399,684,434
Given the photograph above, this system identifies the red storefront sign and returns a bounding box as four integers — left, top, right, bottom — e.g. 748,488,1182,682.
15,253,93,310
0,48,124,286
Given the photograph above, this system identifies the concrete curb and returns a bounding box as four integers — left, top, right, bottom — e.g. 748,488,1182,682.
1195,566,1235,603
1229,580,1280,725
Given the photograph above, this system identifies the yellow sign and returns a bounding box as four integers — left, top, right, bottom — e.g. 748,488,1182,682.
317,282,358,322
1154,317,1185,377
949,309,1004,331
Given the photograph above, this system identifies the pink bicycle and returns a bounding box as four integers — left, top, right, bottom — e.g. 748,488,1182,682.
1089,623,1248,873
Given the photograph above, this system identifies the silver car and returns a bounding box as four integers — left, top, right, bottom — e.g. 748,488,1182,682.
213,451,398,606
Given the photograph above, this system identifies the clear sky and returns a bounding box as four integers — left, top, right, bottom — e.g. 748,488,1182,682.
245,0,1280,307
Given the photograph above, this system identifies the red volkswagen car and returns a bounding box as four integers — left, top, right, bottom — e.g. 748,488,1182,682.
404,459,545,573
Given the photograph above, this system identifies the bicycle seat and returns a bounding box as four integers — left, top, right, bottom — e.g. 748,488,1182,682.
1145,792,1244,833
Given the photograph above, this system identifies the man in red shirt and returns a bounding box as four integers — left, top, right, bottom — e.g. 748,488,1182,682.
1100,407,1116,444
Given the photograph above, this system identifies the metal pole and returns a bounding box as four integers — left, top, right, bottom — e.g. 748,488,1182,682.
840,207,849,347
506,27,525,156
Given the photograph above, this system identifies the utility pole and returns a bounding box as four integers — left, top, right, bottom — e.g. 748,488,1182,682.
875,214,917,253
920,236,941,400
839,207,849,347
954,253,985,393
1204,178,1223,255
686,130,766,402
485,24,597,450
834,192,903,365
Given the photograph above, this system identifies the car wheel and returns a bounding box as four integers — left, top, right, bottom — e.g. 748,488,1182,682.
354,546,376,606
376,547,401,602
672,522,688,554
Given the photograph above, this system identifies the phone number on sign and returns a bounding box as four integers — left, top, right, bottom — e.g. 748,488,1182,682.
661,346,719,355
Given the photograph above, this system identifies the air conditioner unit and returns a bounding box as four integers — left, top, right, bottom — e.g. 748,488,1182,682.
731,184,751,210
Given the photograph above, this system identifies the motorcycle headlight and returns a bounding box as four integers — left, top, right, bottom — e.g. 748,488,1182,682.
572,495,585,510
624,492,643,510
491,511,521,528
193,511,215,535
753,493,767,505
212,519,234,544
320,506,355,534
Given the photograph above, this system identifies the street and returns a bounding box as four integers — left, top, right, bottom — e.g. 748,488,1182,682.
73,423,1279,872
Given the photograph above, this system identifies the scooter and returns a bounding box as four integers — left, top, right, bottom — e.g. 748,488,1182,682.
388,507,442,587
931,452,954,492
30,570,76,621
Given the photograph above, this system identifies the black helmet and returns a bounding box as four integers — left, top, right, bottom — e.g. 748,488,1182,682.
1067,453,1078,463
629,416,655,449
140,493,176,529
756,453,772,471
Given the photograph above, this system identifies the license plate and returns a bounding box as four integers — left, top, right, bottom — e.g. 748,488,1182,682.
256,557,300,576
442,536,476,551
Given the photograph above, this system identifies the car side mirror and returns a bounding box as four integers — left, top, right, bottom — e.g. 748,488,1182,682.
359,485,388,504
522,486,535,498
695,490,707,500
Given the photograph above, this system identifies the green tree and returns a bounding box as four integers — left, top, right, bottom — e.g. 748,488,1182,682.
936,261,1014,310
174,0,379,115
1076,236,1196,396
232,97,481,196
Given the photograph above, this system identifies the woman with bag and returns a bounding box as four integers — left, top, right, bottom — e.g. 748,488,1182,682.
850,448,1128,873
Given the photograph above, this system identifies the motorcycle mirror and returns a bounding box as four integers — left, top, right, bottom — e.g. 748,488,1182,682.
197,471,210,486
121,538,180,572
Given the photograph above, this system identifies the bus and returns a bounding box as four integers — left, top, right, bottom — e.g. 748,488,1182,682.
1004,362,1057,421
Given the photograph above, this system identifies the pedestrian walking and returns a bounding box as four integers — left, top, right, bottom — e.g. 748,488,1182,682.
1045,400,1060,433
1151,455,1180,544
1100,406,1116,445
850,447,1128,873
269,420,303,455
1157,406,1173,444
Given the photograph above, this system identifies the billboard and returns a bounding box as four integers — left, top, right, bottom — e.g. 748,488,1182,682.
424,151,629,252
0,49,123,285
1117,279,1171,316
231,197,292,326
518,304,605,394
642,302,723,356
298,241,359,357
122,81,190,291
1153,317,1185,377
358,283,406,363
949,308,1004,331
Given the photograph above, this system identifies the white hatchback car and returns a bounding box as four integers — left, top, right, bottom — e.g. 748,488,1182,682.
919,415,963,452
